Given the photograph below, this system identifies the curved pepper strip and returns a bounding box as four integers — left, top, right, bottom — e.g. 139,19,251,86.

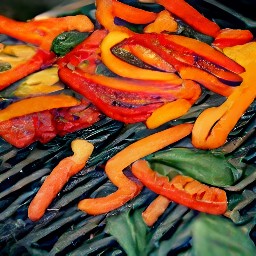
131,160,227,215
192,63,256,149
0,15,94,51
95,0,134,34
28,139,94,221
59,66,201,123
156,0,220,37
112,0,157,24
78,123,193,215
0,48,55,90
100,30,181,82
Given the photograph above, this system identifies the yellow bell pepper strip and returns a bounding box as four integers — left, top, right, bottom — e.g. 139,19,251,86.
156,0,220,37
131,160,228,215
212,28,254,49
95,0,134,34
192,63,256,150
146,98,193,129
28,139,94,221
0,48,55,91
143,10,178,33
142,195,171,226
0,15,94,51
78,123,193,215
0,94,80,122
112,0,157,24
59,66,200,123
100,30,181,81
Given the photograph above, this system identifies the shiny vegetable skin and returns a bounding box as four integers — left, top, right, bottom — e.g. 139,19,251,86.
28,139,94,221
0,49,55,90
112,0,157,24
78,123,193,215
156,0,220,37
0,15,94,51
132,160,227,215
0,94,80,122
59,67,200,123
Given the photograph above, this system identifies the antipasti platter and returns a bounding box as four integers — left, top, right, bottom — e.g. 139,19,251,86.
0,0,255,255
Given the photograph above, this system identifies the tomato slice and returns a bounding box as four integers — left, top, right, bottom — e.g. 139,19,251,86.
131,160,227,215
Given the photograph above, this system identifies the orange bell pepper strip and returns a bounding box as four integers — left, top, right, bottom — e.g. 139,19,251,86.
0,15,94,51
28,139,94,221
146,98,193,129
142,195,171,226
112,0,157,24
131,160,227,215
0,94,80,122
78,123,193,215
212,28,254,49
156,0,220,37
95,0,134,34
192,63,256,150
143,10,178,33
100,30,182,82
0,48,55,90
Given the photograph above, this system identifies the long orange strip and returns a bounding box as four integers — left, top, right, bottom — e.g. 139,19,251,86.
78,123,193,215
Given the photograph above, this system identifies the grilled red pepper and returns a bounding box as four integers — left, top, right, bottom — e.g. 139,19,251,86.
132,159,227,215
119,33,243,96
156,0,220,37
0,48,55,91
59,66,201,123
0,15,94,51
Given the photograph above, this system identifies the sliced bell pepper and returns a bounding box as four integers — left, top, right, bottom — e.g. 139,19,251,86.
156,0,220,37
213,28,254,49
57,29,108,73
78,123,193,215
59,66,200,123
112,0,157,24
0,48,55,91
95,0,134,34
192,63,256,149
0,15,94,51
28,139,94,221
0,94,80,122
100,30,181,81
131,160,227,215
143,10,178,33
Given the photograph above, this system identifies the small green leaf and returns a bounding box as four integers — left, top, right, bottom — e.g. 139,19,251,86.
192,214,256,256
105,209,152,256
0,62,11,72
51,31,90,56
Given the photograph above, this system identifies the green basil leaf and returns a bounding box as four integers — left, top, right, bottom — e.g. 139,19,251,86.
0,62,11,72
192,214,256,256
105,209,152,256
51,31,90,56
146,148,242,187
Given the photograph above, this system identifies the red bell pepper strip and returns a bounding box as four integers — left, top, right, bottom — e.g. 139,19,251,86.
58,66,201,123
212,28,254,48
0,49,55,90
78,123,193,215
57,29,108,73
112,0,157,24
0,15,94,51
156,0,220,37
131,160,227,215
28,139,94,221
